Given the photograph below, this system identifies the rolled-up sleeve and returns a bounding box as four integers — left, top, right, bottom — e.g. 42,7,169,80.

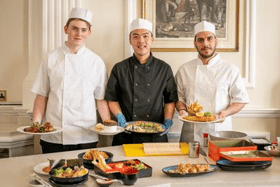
31,58,50,97
104,65,119,101
229,67,250,104
164,67,178,103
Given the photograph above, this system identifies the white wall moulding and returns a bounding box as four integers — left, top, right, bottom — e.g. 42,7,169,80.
125,0,137,58
233,108,280,118
244,0,256,89
42,0,81,56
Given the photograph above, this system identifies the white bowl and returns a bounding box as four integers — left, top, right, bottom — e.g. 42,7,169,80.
103,125,117,132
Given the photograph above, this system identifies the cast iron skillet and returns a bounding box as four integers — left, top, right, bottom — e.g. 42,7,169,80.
49,166,88,184
77,151,114,169
124,121,168,136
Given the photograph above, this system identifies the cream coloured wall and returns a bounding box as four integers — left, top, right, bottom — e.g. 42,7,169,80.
0,0,29,103
0,0,279,142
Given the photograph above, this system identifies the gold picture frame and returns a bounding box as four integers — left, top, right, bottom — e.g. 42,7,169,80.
0,90,7,101
141,0,239,52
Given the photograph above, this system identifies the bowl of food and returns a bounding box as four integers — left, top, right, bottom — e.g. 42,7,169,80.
103,120,118,132
210,131,247,140
78,149,113,169
264,145,280,157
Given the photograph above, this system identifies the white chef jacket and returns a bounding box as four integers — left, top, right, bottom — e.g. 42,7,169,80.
175,54,249,144
31,42,107,144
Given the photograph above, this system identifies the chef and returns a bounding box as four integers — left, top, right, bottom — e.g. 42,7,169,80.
105,18,178,145
31,7,111,153
175,21,249,144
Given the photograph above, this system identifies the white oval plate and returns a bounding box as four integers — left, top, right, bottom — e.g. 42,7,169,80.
16,126,63,135
33,162,49,175
90,126,124,136
178,115,222,124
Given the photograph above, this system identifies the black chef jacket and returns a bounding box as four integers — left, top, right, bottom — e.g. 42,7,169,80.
105,53,178,145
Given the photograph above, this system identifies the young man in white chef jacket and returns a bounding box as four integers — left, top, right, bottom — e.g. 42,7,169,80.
175,21,249,144
31,8,111,153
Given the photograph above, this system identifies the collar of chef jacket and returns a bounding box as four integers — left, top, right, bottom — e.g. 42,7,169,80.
61,42,86,55
196,53,220,66
132,52,153,71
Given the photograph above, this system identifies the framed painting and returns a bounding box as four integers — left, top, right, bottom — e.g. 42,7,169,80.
141,0,239,52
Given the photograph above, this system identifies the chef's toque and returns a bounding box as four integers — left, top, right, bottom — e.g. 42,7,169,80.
130,18,153,33
194,21,215,36
68,7,92,24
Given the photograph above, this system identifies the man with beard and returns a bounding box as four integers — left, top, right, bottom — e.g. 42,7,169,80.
175,21,249,144
105,18,178,145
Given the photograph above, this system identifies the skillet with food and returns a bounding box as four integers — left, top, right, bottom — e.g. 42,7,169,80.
49,159,88,185
124,121,167,135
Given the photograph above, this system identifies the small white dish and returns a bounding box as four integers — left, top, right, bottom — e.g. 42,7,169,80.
103,125,117,132
91,126,124,136
33,162,49,175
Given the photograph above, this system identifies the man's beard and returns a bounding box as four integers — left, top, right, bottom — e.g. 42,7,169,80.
196,46,216,59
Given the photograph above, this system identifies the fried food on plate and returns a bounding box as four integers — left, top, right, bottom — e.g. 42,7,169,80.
183,101,216,122
188,101,203,116
183,114,216,122
83,149,109,160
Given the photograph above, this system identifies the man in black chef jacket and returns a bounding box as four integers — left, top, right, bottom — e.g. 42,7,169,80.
105,18,178,145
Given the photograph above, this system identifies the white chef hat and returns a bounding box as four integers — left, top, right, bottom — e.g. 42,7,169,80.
194,21,215,36
68,7,92,24
130,18,153,33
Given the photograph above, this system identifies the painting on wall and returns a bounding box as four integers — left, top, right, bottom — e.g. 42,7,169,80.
141,0,239,52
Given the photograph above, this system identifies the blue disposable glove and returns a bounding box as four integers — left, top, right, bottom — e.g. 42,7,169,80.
116,113,127,128
164,119,173,129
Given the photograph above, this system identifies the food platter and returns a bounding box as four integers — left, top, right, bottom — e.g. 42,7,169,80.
124,121,167,135
90,126,124,136
162,164,218,177
33,162,49,175
77,151,114,169
216,159,272,171
178,115,222,124
17,126,63,135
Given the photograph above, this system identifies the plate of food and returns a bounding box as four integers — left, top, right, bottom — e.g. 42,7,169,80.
90,121,124,136
77,149,113,169
124,121,166,135
33,162,50,175
179,101,221,123
162,163,218,177
17,122,62,135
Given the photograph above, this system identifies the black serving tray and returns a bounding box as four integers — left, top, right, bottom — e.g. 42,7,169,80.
216,159,272,171
94,159,152,179
249,138,271,150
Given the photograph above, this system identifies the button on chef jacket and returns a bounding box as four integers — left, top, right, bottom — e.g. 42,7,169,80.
31,42,108,145
105,53,178,124
175,54,249,144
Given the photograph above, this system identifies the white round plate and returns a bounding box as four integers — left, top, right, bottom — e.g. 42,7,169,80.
178,115,222,124
33,162,49,175
90,126,124,136
16,126,63,135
